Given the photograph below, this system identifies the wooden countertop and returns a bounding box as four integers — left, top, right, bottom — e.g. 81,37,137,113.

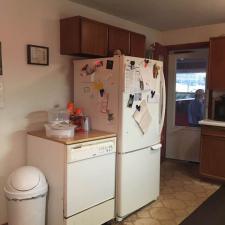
28,129,116,145
199,119,225,128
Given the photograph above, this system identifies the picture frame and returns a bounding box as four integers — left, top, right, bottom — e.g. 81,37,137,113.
0,42,3,75
27,45,49,66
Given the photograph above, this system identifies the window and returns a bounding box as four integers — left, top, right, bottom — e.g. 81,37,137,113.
175,58,207,126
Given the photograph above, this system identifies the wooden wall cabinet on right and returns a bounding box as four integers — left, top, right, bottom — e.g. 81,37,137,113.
200,125,225,181
208,36,225,90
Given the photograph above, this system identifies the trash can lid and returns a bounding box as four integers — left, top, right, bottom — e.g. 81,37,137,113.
11,166,40,191
4,166,48,200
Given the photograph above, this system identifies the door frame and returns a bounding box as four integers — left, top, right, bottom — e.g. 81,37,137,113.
166,49,209,162
152,41,209,160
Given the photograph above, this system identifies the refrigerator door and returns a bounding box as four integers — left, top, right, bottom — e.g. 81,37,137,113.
74,56,120,133
119,91,160,153
116,145,161,219
118,57,164,153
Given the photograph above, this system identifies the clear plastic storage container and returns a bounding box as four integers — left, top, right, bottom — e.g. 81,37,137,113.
44,123,76,138
48,108,69,125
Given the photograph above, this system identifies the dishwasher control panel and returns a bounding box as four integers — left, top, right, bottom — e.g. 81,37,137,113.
67,137,116,163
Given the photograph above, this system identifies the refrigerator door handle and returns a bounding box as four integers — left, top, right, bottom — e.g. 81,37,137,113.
159,70,166,134
151,143,162,150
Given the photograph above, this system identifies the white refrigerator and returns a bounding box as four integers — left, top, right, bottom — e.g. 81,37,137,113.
74,55,166,220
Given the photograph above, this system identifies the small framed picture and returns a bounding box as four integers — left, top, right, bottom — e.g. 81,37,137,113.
27,45,49,65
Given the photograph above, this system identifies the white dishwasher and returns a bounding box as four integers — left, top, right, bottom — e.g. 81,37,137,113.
64,137,116,225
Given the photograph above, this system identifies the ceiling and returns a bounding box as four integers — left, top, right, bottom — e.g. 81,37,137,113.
70,0,225,31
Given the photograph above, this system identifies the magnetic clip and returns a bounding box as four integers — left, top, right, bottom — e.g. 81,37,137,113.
100,89,105,97
140,80,144,90
127,94,134,108
130,61,135,70
144,59,149,68
151,90,155,98
107,112,114,121
136,105,141,111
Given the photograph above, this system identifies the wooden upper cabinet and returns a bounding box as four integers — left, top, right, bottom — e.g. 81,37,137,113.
60,16,146,58
81,18,108,56
60,16,80,55
208,36,225,90
108,26,130,56
130,32,146,58
60,16,108,57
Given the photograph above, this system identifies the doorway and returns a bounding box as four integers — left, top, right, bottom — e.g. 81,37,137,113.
166,49,208,162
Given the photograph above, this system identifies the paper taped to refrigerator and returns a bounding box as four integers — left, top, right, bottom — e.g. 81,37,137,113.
133,100,151,134
125,67,141,93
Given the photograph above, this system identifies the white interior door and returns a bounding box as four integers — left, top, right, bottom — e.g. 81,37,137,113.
166,50,208,162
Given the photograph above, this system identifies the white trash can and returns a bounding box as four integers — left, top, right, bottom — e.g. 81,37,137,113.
4,166,48,225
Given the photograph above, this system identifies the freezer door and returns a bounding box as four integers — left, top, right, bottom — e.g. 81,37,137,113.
116,146,161,219
118,91,160,153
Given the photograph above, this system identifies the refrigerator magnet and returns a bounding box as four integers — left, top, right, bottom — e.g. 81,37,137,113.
106,60,114,69
144,59,149,68
151,90,156,98
140,80,144,90
99,89,105,97
127,94,134,108
81,64,96,76
107,112,114,121
95,60,103,68
153,64,160,79
130,61,135,70
136,105,141,111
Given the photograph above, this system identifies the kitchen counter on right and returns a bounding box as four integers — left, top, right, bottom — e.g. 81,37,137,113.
199,119,225,128
199,120,225,182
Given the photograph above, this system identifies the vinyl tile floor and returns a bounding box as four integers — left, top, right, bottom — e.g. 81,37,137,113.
114,160,220,225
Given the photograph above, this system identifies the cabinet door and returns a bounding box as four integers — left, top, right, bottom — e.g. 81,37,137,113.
200,128,225,181
81,18,108,57
208,37,225,90
130,32,146,58
108,26,130,56
60,17,81,55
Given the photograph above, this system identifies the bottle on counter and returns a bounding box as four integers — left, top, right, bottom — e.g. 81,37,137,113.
83,116,90,132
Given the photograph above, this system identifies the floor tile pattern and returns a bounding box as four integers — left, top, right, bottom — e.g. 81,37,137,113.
116,160,220,225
